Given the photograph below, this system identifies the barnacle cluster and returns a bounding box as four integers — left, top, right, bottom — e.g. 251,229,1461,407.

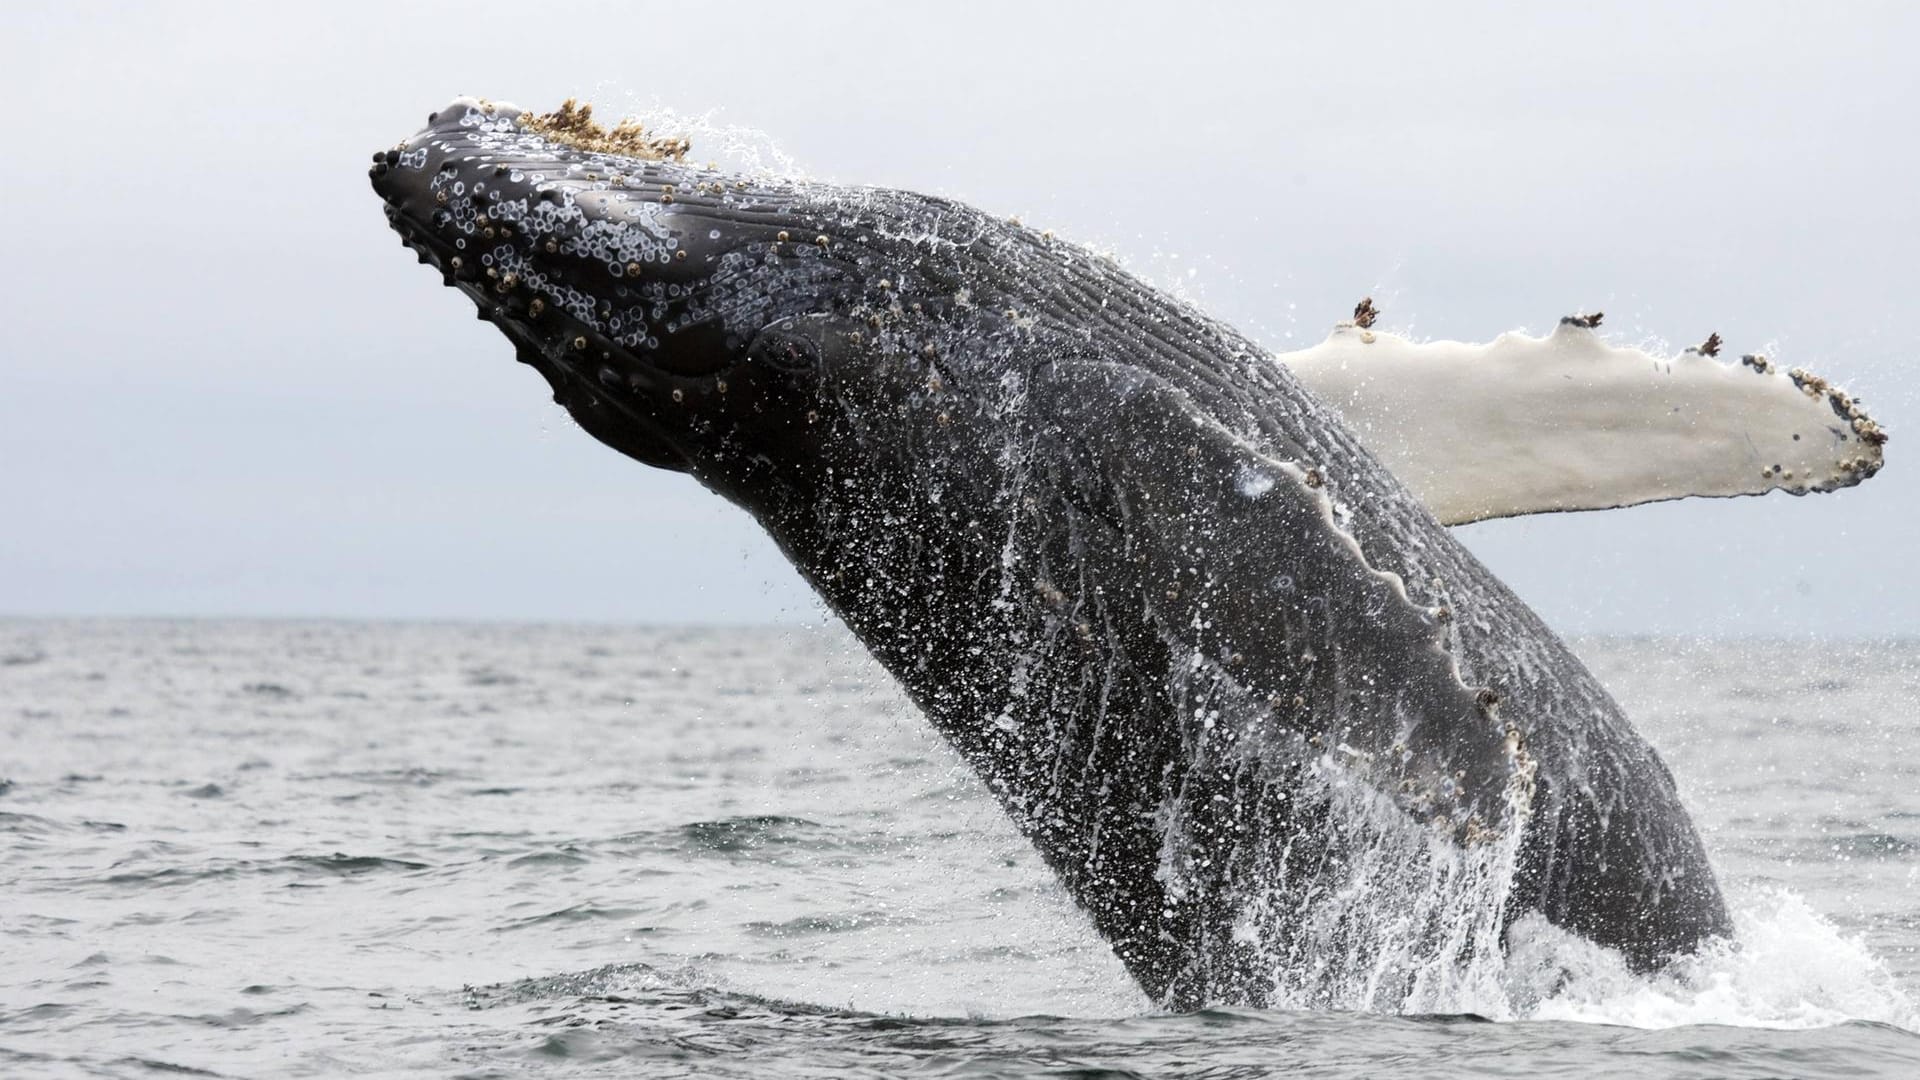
1788,366,1888,449
520,98,691,161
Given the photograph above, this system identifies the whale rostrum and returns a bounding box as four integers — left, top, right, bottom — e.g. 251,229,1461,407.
370,98,1883,1010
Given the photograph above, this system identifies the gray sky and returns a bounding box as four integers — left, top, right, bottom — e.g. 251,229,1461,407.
3,1,1914,634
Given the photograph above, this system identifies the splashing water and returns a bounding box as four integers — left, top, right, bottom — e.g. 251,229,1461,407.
1505,889,1918,1029
588,88,809,179
1154,777,1916,1029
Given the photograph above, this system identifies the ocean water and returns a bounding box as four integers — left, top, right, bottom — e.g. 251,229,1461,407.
2,619,1917,1078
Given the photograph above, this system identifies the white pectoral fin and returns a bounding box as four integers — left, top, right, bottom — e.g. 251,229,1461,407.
1279,314,1887,526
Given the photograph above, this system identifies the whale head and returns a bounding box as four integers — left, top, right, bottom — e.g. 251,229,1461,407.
369,97,1026,517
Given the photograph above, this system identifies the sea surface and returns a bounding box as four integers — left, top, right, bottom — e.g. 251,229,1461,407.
2,619,1917,1078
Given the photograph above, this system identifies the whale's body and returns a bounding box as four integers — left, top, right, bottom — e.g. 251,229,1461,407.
370,100,1744,1008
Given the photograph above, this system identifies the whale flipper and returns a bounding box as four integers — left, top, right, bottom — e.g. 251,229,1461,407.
1280,316,1887,526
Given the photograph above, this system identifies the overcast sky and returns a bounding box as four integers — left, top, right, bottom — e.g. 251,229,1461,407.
3,1,1914,635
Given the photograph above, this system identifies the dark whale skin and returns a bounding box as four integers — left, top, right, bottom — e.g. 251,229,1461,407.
370,99,1730,1009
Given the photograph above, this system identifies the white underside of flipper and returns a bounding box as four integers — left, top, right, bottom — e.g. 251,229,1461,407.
1279,316,1887,526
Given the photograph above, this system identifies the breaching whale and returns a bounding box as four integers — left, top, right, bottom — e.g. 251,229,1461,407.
369,99,1885,1010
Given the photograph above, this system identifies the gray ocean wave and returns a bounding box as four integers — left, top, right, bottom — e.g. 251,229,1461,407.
2,618,1917,1077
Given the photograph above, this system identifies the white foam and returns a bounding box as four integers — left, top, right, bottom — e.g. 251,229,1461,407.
1500,888,1918,1030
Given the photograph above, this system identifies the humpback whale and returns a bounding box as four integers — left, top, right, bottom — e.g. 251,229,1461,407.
369,99,1885,1010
